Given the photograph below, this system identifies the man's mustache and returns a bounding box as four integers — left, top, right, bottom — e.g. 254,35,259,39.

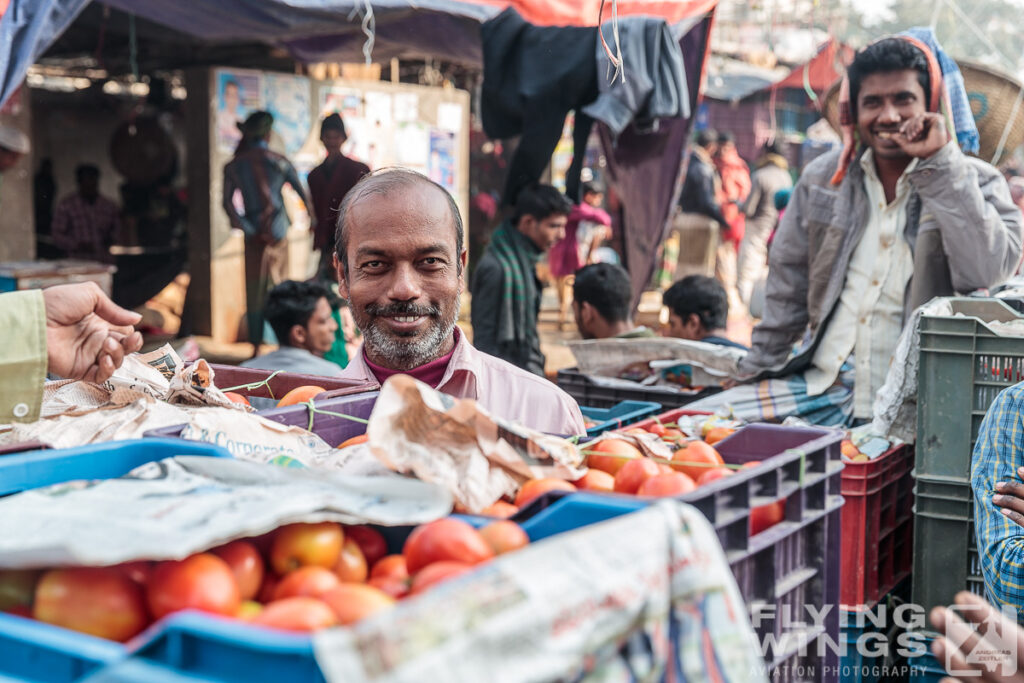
364,302,441,317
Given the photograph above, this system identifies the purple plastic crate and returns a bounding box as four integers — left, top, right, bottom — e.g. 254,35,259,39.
145,392,379,446
207,364,377,403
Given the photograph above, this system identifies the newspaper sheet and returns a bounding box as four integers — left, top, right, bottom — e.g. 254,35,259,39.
314,500,768,683
365,375,586,513
0,456,451,568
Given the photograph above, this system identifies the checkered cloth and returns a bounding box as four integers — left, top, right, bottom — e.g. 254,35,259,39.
50,194,120,260
972,381,1024,620
687,362,855,427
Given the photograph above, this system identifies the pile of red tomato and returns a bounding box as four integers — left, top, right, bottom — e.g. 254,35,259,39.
0,517,528,642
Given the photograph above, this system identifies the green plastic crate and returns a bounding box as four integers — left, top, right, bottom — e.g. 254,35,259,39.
916,298,1024,483
911,474,985,613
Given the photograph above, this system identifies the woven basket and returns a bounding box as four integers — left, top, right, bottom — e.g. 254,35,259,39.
822,60,1024,165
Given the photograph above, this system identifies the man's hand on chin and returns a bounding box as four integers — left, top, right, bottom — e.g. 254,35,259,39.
886,112,950,159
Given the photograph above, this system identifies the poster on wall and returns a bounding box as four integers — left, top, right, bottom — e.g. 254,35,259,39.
429,129,456,193
395,121,429,172
216,70,263,153
262,73,312,158
320,87,363,120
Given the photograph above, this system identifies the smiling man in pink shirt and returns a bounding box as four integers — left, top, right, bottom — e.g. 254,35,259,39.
332,168,585,435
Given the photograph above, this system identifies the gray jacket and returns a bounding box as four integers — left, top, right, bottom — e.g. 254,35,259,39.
743,161,792,236
739,143,1023,379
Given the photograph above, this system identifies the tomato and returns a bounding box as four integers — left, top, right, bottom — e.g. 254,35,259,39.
257,573,279,603
34,567,149,642
319,584,395,624
274,566,340,600
670,441,724,481
741,460,762,470
573,469,615,492
750,500,786,535
480,501,519,518
344,526,387,567
147,553,241,620
223,392,251,406
696,467,734,486
586,439,642,475
662,428,685,442
370,554,409,582
211,540,264,601
409,561,474,595
338,433,369,449
479,521,529,555
0,569,40,610
704,427,735,445
646,422,667,437
236,600,263,621
269,522,344,575
5,605,31,618
613,458,661,494
513,478,576,508
334,538,368,583
110,561,152,586
276,385,327,407
403,518,493,574
841,439,860,458
637,472,697,497
368,576,409,599
252,597,337,632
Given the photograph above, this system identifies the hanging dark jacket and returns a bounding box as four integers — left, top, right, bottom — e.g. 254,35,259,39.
481,7,598,205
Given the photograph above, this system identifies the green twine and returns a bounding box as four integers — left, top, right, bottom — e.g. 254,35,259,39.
301,398,370,433
219,370,285,399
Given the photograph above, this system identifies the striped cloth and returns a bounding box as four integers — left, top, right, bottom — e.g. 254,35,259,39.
972,381,1024,619
687,362,855,427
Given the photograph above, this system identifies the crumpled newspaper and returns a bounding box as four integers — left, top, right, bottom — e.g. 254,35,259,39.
365,375,586,512
871,298,953,443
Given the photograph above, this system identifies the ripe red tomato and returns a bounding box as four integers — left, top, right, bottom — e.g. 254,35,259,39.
479,520,529,555
223,392,251,406
646,422,667,437
514,478,576,508
334,538,368,583
750,500,786,535
613,458,661,494
211,540,264,601
109,561,152,586
257,573,279,604
403,518,493,574
252,597,337,632
344,526,388,567
480,501,519,518
369,554,409,582
147,553,241,620
319,583,396,624
368,576,409,599
696,467,734,486
587,439,643,475
670,441,724,481
269,522,343,575
573,470,615,492
637,472,697,497
409,561,475,595
273,566,340,601
34,567,149,642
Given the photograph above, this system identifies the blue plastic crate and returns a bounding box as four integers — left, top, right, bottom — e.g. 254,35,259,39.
579,400,662,437
906,635,948,683
839,609,887,683
0,612,124,683
0,439,233,498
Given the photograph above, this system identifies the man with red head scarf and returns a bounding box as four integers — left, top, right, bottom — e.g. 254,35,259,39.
689,36,1021,427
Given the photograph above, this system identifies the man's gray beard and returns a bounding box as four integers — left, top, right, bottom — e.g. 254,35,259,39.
360,309,457,371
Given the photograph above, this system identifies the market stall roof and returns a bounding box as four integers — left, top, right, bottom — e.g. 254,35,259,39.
771,37,853,94
0,0,717,107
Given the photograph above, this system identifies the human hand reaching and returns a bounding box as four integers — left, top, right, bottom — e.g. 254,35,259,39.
42,282,144,383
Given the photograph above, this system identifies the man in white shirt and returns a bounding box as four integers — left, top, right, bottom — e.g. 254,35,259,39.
688,36,1022,426
242,280,343,377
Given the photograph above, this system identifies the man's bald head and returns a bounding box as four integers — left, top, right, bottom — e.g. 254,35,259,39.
334,168,464,279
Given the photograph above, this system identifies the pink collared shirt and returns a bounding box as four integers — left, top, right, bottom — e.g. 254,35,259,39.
339,332,586,436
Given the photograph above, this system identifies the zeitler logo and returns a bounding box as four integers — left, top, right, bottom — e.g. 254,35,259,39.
941,603,1018,678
